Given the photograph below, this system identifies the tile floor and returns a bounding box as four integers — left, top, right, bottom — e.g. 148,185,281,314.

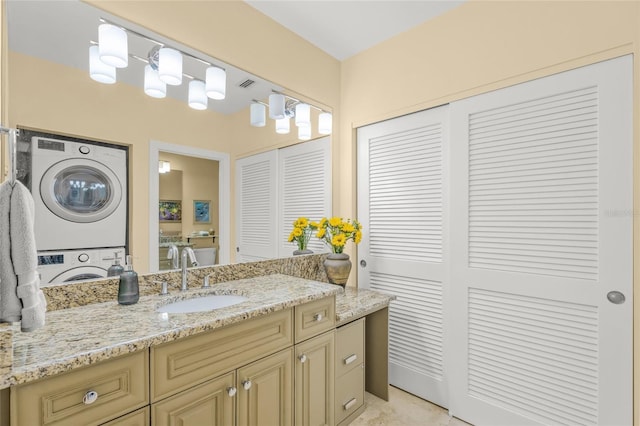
351,386,471,426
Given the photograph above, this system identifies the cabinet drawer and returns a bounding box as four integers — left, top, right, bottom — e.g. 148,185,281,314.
152,308,292,402
295,296,336,343
336,318,365,377
335,364,364,424
11,351,149,426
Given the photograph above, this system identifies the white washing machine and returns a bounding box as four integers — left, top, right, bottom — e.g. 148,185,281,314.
31,136,127,251
37,247,126,286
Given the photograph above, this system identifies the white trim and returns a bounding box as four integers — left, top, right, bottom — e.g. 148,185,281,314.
149,140,231,271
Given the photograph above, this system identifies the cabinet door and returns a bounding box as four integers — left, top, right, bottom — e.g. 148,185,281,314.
295,331,335,426
152,372,235,426
237,348,293,426
101,407,149,426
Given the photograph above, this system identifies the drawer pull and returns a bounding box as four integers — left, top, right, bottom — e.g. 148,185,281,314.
344,354,358,365
313,313,323,322
343,398,357,411
82,390,99,405
242,380,252,390
298,354,307,363
227,387,237,397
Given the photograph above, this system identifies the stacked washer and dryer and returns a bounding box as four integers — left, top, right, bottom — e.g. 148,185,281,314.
28,136,128,285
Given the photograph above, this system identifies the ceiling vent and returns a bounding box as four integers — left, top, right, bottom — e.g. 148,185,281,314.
237,78,256,89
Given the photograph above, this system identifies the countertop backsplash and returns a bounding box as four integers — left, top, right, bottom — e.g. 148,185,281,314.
43,253,331,311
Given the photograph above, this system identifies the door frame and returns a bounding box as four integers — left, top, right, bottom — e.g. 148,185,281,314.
148,140,230,271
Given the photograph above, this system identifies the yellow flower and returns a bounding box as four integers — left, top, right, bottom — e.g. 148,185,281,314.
332,233,346,247
317,228,326,238
293,227,303,237
295,217,309,228
329,217,342,227
354,230,362,244
310,221,320,229
287,231,294,242
342,223,355,233
319,217,328,227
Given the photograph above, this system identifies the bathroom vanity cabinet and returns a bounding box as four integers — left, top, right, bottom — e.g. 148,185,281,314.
8,296,340,426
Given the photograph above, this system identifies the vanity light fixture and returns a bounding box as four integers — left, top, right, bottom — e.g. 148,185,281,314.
144,65,166,98
188,80,208,110
89,18,227,111
159,160,171,174
250,102,266,127
89,45,116,84
318,112,332,135
269,93,286,120
251,92,332,140
276,117,290,134
298,124,312,141
98,23,128,68
206,66,226,100
294,103,311,127
158,47,182,86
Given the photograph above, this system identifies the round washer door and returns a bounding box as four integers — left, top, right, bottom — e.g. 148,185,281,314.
50,266,107,284
40,158,123,223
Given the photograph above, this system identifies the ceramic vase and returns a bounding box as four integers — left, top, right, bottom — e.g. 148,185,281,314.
293,249,313,256
323,253,352,287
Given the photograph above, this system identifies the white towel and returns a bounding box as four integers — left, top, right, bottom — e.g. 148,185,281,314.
10,182,46,332
0,181,21,323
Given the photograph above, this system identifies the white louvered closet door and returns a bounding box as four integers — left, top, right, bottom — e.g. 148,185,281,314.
278,137,331,256
235,150,278,262
449,56,633,426
357,106,450,407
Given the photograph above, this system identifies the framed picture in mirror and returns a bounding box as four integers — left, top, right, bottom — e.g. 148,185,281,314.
194,200,211,224
159,200,182,222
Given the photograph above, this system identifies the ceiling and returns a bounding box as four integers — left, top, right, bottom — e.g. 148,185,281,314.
6,0,465,114
245,0,466,60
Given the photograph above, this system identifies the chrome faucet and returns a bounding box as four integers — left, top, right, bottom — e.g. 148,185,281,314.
181,247,198,291
167,244,179,269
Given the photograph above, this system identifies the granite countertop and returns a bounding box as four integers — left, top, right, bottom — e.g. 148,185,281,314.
337,287,396,325
1,274,341,389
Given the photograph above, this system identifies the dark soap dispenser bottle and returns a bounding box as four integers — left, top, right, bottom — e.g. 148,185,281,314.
107,252,124,277
118,255,139,305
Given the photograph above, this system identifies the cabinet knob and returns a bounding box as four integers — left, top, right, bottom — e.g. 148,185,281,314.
313,313,323,322
82,390,99,405
242,380,252,390
298,354,307,363
227,386,237,397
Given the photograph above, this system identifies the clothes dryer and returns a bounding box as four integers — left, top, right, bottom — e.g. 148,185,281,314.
37,247,126,286
31,137,127,251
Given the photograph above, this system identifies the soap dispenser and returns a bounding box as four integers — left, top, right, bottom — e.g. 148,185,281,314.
107,252,124,277
118,255,139,305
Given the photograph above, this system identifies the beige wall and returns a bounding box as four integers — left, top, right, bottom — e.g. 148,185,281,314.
339,0,640,423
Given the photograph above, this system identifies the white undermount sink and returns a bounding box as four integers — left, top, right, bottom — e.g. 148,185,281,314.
157,294,248,314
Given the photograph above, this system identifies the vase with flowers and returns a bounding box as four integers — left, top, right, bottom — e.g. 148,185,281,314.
311,217,362,287
288,217,314,255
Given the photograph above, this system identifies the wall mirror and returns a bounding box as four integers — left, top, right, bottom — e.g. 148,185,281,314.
4,0,330,279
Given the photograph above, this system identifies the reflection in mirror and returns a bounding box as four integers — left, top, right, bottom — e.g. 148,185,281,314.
158,153,219,271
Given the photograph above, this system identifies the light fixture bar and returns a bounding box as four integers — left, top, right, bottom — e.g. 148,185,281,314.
99,17,225,72
270,90,329,114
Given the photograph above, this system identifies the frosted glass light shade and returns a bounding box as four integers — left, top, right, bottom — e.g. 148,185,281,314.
206,67,226,100
98,24,128,68
159,161,171,173
250,103,266,127
276,117,290,134
295,103,311,127
269,94,285,119
144,65,166,98
298,124,311,140
318,112,332,135
188,80,208,110
89,46,116,84
158,48,182,86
